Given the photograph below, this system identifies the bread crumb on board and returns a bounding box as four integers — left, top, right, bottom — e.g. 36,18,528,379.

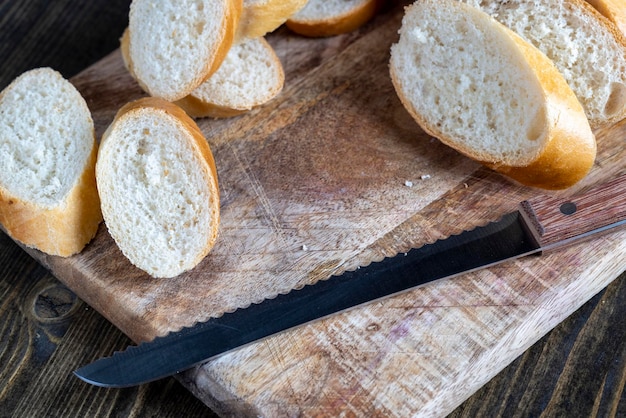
405,174,432,187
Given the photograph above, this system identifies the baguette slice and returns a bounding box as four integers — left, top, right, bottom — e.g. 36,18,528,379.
586,0,626,35
390,0,596,190
128,0,242,102
121,30,284,118
462,0,626,128
175,37,285,118
286,0,382,37
237,0,308,40
0,68,102,256
96,98,220,278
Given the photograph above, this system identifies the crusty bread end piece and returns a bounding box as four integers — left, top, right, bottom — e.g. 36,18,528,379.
286,0,382,37
176,37,285,118
128,0,242,101
0,68,102,256
237,0,308,40
390,0,596,190
96,97,220,278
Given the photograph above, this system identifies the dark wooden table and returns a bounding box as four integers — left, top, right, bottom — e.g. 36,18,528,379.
1,1,624,417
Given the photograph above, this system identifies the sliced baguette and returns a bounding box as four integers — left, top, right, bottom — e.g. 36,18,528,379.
0,68,102,256
286,0,382,37
121,30,284,118
96,98,220,278
462,0,626,128
390,0,596,190
175,37,285,118
237,0,308,40
586,0,626,35
128,0,242,102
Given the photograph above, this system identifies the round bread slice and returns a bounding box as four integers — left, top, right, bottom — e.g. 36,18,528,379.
175,37,285,118
462,0,626,128
0,68,102,256
237,0,308,40
285,0,382,37
390,0,596,190
96,98,220,278
128,0,242,102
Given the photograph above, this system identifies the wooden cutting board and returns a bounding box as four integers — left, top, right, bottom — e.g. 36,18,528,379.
20,2,626,416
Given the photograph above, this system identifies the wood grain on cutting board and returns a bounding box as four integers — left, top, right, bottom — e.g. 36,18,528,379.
21,2,626,417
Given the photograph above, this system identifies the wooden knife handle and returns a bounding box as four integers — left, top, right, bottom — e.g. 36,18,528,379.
519,174,626,249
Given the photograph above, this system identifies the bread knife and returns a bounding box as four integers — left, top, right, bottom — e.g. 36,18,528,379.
74,174,626,387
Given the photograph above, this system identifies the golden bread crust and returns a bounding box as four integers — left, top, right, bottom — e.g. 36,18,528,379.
237,0,308,40
205,0,243,82
585,0,626,35
286,0,382,37
0,143,102,256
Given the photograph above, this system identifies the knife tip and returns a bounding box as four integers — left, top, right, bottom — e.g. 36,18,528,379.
73,367,112,388
73,364,134,388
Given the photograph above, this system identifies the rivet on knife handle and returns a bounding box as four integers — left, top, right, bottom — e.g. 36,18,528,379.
520,174,626,249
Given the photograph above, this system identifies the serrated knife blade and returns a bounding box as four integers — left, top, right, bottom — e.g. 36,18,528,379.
75,174,626,388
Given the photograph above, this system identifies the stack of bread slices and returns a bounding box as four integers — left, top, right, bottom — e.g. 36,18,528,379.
0,0,382,277
121,0,383,117
390,0,626,190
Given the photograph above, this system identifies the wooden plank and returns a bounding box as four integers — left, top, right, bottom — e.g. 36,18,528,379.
20,2,626,416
